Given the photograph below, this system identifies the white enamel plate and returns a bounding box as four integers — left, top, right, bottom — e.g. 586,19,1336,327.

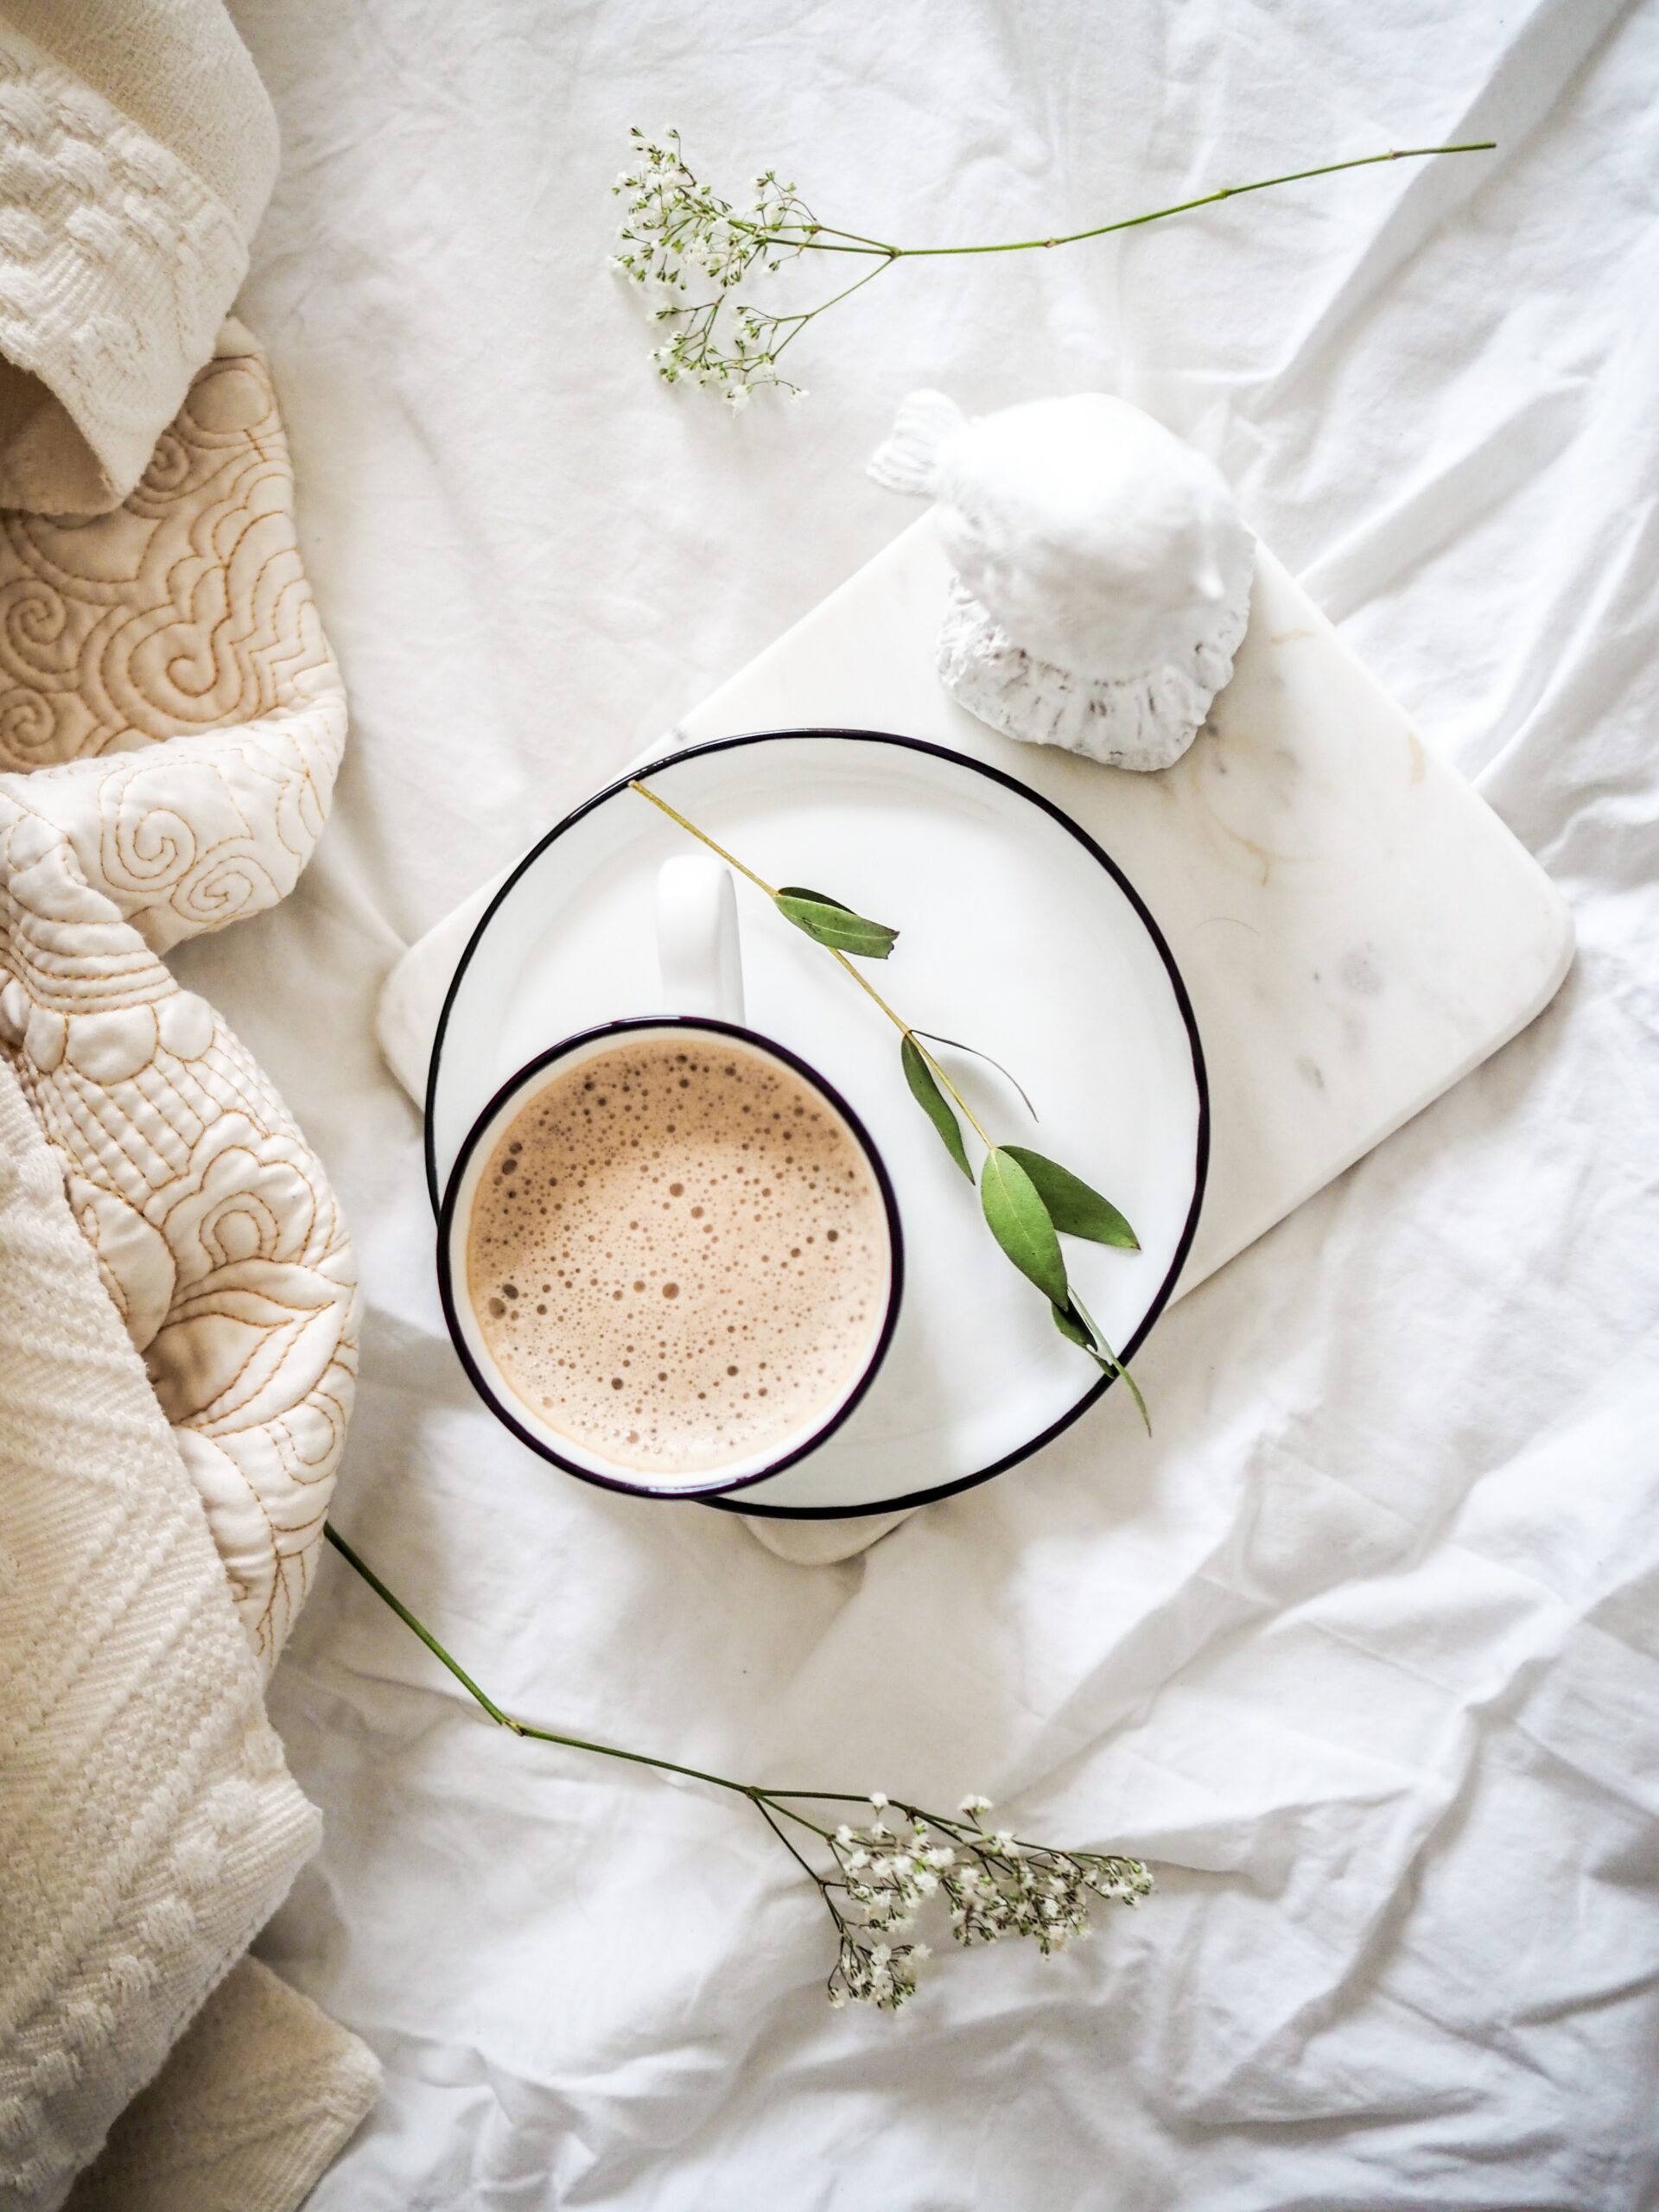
427,732,1207,1517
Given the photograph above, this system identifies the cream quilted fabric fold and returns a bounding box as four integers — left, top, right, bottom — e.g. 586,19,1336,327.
0,1055,342,2209
0,322,356,1669
0,16,375,2202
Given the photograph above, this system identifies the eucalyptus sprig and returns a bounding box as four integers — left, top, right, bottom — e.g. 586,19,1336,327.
630,778,1150,1428
611,127,1496,405
325,1525,1152,2012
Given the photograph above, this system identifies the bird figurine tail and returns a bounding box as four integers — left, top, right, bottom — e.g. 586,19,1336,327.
867,389,965,497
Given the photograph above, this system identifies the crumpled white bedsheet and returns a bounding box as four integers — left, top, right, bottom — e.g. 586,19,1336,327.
211,2,1659,2203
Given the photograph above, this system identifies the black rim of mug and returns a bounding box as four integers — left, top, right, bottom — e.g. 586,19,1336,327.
435,1014,907,1501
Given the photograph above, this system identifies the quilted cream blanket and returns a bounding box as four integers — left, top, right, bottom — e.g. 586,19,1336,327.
0,320,355,1667
0,4,372,2204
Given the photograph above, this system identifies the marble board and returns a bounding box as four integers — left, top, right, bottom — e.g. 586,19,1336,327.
379,514,1573,1554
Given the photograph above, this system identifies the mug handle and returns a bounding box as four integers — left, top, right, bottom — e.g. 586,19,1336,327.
656,855,746,1025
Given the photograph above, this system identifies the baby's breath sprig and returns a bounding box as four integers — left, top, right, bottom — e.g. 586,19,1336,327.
325,1527,1151,2013
611,127,1497,405
612,127,837,403
819,1792,1151,2010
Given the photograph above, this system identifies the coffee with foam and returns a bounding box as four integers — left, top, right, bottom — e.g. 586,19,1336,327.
466,1034,889,1475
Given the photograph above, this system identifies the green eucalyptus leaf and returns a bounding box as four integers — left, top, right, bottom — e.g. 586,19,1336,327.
777,885,855,912
980,1148,1068,1306
1003,1146,1139,1250
1091,1333,1152,1434
773,890,899,960
901,1034,972,1179
1053,1295,1153,1435
1051,1298,1091,1349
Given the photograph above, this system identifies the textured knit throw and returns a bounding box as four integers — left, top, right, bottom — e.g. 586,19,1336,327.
0,1061,378,2209
0,0,275,514
0,3,378,2202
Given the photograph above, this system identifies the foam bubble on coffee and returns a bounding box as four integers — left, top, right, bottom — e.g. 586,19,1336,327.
466,1035,888,1474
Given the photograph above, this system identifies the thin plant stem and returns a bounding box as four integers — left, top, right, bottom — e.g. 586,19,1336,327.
771,258,893,358
821,944,995,1147
715,143,1494,265
808,222,902,252
326,1523,754,1800
755,1798,836,1883
758,1799,837,1842
325,1524,881,1812
325,1522,523,1732
756,236,893,257
628,778,778,897
628,778,994,1146
874,142,1496,257
715,212,899,258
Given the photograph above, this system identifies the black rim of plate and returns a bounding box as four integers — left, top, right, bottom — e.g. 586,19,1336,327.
423,728,1211,1520
436,1015,906,1502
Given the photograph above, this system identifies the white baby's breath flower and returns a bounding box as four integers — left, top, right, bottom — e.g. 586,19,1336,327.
609,125,817,405
609,129,1488,411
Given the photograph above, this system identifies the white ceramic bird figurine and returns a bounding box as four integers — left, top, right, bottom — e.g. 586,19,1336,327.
870,391,1255,771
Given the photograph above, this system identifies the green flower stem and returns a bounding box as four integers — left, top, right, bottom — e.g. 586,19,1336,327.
869,141,1496,258
323,1525,886,1840
771,259,891,359
325,1523,765,1802
622,135,1496,404
325,1522,522,1731
628,778,994,1145
754,1798,839,1888
321,1535,1049,1848
725,142,1494,270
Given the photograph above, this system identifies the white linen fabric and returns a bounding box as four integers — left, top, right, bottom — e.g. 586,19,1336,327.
221,2,1659,2203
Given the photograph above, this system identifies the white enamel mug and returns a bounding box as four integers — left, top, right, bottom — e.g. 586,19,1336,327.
435,859,905,1499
